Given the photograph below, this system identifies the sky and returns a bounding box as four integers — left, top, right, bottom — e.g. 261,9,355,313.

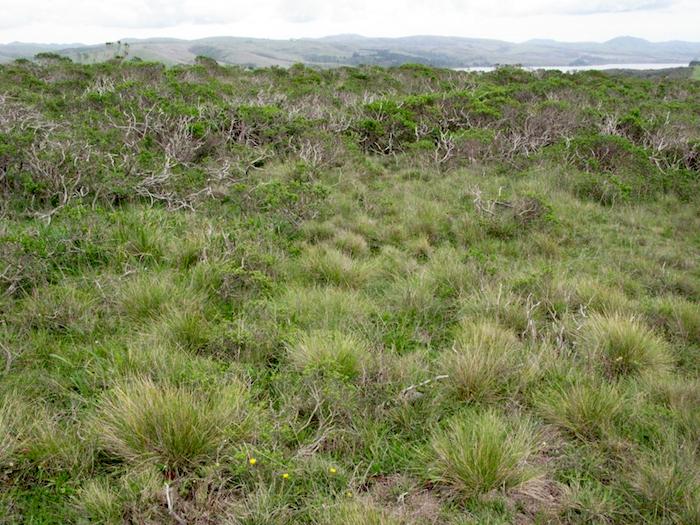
0,0,699,44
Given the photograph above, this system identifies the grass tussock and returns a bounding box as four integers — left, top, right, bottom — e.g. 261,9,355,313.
625,438,700,524
427,409,542,499
0,393,29,465
287,329,371,380
580,313,673,378
95,377,251,472
536,379,624,441
316,500,400,525
441,320,522,403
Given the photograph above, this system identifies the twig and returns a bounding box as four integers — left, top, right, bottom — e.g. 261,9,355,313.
399,374,449,399
164,484,187,525
0,341,12,374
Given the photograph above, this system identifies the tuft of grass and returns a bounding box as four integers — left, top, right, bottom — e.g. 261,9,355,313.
648,295,700,345
299,245,373,288
625,438,700,524
18,282,100,336
317,500,400,525
74,479,122,524
580,313,673,378
287,330,371,380
94,377,250,472
441,320,521,403
536,379,623,442
119,272,175,322
273,285,376,332
157,303,213,353
645,375,700,441
562,480,620,524
426,409,541,499
457,285,531,335
0,393,28,465
332,229,369,257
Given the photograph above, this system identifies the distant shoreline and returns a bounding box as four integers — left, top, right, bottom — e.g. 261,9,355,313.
456,63,689,72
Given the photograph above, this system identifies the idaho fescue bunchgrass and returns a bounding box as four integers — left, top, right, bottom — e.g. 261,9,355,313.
581,313,673,378
441,320,522,403
427,409,542,499
95,377,251,472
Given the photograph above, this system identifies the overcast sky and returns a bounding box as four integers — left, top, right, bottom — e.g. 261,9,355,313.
0,0,698,44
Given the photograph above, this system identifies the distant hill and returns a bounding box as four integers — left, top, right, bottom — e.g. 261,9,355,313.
1,35,700,67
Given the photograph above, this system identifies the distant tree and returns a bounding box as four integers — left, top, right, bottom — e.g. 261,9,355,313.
34,52,72,65
194,55,218,68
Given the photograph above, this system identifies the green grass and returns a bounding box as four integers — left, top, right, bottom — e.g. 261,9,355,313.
95,377,251,473
426,409,541,500
0,59,699,523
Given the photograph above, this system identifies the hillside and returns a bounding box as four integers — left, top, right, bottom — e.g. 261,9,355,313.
2,35,700,67
0,61,699,523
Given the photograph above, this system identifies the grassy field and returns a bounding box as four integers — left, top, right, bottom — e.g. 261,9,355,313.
692,66,700,80
0,58,699,524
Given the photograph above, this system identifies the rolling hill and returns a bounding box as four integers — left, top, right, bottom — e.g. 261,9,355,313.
1,34,700,67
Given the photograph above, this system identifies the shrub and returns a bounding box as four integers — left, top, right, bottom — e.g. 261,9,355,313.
441,320,522,403
95,377,250,472
426,409,541,499
580,313,673,378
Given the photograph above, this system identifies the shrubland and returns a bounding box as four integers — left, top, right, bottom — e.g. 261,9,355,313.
0,57,698,523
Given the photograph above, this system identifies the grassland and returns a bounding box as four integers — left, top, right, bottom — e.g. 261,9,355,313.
0,58,699,523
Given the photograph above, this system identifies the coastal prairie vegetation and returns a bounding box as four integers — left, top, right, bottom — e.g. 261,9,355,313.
0,58,699,523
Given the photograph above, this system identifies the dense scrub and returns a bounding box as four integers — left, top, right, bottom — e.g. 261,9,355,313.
0,59,699,523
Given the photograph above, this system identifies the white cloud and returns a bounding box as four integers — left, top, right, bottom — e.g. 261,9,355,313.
0,0,696,43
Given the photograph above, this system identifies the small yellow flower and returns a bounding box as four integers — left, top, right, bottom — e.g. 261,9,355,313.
249,458,257,465
329,467,337,474
282,472,290,479
345,491,353,498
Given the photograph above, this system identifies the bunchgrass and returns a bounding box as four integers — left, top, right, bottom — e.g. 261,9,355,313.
440,320,522,403
580,313,673,378
536,379,624,442
426,409,541,499
287,329,371,380
95,377,250,472
0,392,28,465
